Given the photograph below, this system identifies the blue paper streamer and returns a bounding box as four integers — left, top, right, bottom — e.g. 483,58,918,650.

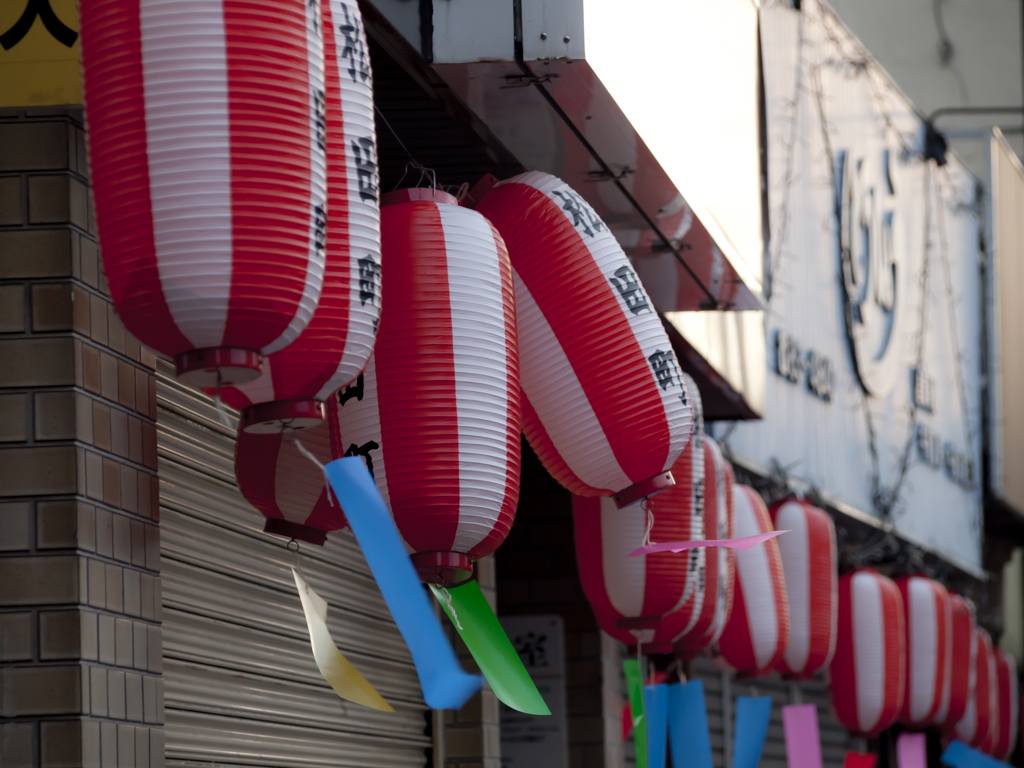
644,684,669,768
734,696,773,768
668,681,714,768
325,457,482,710
941,740,1010,768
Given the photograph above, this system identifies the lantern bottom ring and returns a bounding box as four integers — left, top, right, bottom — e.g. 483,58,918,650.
175,347,261,387
411,551,474,587
240,399,325,434
262,517,328,546
614,471,676,509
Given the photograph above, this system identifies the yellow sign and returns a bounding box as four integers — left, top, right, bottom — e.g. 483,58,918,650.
0,0,81,107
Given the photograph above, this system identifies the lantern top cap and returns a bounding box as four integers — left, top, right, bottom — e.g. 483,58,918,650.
382,188,460,207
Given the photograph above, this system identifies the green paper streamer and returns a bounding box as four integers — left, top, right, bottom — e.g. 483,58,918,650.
430,580,550,715
624,659,648,768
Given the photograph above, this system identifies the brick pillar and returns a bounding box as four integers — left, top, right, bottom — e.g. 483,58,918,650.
444,555,501,768
0,108,163,768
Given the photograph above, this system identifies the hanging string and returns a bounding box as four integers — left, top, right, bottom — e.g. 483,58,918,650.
288,538,307,583
285,427,335,507
438,587,463,631
213,370,232,429
641,498,655,547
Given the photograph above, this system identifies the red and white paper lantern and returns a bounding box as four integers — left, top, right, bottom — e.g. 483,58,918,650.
989,648,1018,759
770,499,837,679
715,485,789,676
831,570,906,737
675,436,736,660
328,190,520,585
952,628,996,749
573,376,702,653
235,418,343,545
81,0,330,387
936,594,977,728
476,172,692,507
213,0,381,432
896,576,952,726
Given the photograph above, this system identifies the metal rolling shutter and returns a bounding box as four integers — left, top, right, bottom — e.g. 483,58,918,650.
692,656,861,768
156,364,429,767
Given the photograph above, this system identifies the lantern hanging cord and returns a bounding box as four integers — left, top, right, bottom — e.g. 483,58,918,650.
438,587,463,631
641,498,655,547
285,428,335,508
213,371,232,429
288,538,307,583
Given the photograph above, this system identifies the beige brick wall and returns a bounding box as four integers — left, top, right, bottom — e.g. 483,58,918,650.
0,108,163,768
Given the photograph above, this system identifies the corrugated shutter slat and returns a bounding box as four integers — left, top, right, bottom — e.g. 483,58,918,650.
158,364,429,767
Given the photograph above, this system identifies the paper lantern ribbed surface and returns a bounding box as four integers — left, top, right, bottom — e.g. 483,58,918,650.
327,191,520,585
896,576,951,726
235,418,343,545
952,629,995,748
830,570,906,737
80,0,328,387
476,172,691,507
715,485,789,676
991,648,1018,759
770,499,837,679
573,376,702,653
675,436,735,659
937,594,976,728
213,0,381,431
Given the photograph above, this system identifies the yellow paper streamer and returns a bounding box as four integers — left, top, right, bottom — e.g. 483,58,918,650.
291,568,394,712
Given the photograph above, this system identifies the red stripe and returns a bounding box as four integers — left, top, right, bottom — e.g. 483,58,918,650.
804,506,836,674
266,0,353,399
377,203,459,552
673,440,720,656
573,495,635,646
223,0,313,348
79,0,191,356
521,396,597,495
932,583,950,723
478,183,670,485
881,576,907,732
641,423,696,618
831,573,860,733
975,631,994,747
944,595,974,727
304,487,348,531
719,562,757,672
235,431,287,521
469,221,521,559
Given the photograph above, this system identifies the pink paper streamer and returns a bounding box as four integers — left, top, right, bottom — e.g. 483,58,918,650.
896,732,927,768
782,704,823,768
627,530,788,557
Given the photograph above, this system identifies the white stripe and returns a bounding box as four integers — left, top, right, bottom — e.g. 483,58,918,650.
231,357,277,406
506,172,692,471
514,270,632,491
264,0,328,354
601,496,647,616
707,438,732,645
273,418,332,524
777,501,811,673
907,578,940,722
732,488,778,669
141,0,232,348
674,375,705,617
438,205,510,553
315,0,382,398
852,572,885,733
956,631,981,740
332,355,404,550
